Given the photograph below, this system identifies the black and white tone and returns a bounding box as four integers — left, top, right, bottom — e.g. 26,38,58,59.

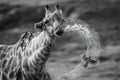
0,0,120,80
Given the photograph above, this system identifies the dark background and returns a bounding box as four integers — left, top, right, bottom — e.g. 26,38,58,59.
0,0,120,80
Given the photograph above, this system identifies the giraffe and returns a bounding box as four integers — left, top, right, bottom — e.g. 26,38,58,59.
0,5,65,80
0,4,100,80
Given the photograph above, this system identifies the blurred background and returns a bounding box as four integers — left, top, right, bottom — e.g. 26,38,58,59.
0,0,120,80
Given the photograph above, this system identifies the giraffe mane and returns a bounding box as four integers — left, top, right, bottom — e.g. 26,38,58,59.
17,31,37,51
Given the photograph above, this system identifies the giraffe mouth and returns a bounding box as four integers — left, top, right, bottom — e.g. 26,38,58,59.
54,29,64,37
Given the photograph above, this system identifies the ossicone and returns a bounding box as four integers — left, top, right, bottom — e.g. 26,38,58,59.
45,5,51,15
55,4,60,10
45,5,49,9
54,4,63,14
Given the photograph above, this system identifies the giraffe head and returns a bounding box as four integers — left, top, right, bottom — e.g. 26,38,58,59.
35,4,65,37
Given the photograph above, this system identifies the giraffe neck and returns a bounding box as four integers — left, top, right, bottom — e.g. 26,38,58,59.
0,31,55,80
22,31,55,72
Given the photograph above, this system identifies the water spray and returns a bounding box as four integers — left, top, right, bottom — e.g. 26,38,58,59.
64,18,101,59
57,17,101,80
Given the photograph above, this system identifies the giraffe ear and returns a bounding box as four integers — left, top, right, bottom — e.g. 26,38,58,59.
34,22,44,31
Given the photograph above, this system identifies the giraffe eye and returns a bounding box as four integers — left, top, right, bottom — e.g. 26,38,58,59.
44,20,49,24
